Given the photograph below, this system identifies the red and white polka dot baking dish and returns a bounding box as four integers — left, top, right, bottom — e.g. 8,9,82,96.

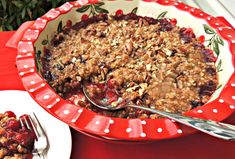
16,0,235,141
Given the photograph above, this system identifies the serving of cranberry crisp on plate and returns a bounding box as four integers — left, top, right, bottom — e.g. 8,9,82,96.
0,91,72,159
0,111,35,159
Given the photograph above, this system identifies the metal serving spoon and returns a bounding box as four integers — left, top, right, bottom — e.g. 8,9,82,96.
82,85,235,140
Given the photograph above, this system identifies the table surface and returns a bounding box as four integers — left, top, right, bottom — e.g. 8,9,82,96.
1,2,235,159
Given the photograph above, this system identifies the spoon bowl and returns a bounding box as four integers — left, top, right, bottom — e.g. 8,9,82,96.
82,84,235,141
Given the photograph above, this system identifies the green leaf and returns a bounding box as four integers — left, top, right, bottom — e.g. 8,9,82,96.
36,50,42,72
131,7,138,14
31,0,37,7
57,21,63,33
216,84,222,90
1,0,7,11
36,50,42,60
157,11,168,19
11,1,24,8
94,2,105,7
42,40,48,45
5,24,14,30
27,8,32,19
76,5,90,13
203,24,215,34
216,59,222,72
21,8,26,19
216,35,224,46
213,41,220,56
94,6,109,14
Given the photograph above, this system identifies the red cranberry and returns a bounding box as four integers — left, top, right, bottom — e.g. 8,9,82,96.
105,90,116,98
96,83,105,90
170,18,177,25
107,79,117,89
43,47,51,60
199,35,205,43
7,143,18,151
4,111,16,118
66,20,72,28
193,43,205,49
88,0,98,4
4,119,20,130
23,154,33,159
201,49,217,62
15,133,30,146
143,17,158,25
179,27,196,43
5,130,15,138
206,67,216,76
183,28,193,34
19,114,30,123
20,114,29,120
159,19,174,32
105,90,118,104
199,80,217,96
116,9,123,16
81,14,89,21
123,13,139,20
51,36,64,47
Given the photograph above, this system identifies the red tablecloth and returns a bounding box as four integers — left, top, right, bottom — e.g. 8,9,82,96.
1,31,235,159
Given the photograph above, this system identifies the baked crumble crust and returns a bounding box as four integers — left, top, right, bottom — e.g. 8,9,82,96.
41,13,218,118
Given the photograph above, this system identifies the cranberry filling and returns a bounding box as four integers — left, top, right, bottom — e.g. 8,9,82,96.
159,19,174,31
201,49,217,62
4,111,16,118
179,27,196,43
3,119,21,130
199,80,217,96
0,111,35,159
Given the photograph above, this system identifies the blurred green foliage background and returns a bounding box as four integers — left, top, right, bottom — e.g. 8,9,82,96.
0,0,72,31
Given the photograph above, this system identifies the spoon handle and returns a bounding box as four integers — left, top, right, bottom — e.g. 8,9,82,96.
128,105,235,140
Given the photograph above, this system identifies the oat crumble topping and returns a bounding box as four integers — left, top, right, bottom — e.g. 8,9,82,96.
41,13,218,118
